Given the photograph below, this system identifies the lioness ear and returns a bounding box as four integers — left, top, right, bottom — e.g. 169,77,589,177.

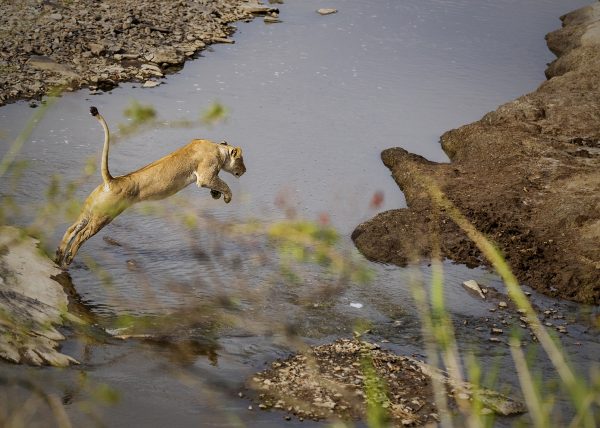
220,140,229,146
230,147,241,158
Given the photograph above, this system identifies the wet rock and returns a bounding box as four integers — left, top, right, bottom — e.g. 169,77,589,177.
264,15,281,24
143,80,161,88
240,2,279,15
462,280,485,299
0,226,79,366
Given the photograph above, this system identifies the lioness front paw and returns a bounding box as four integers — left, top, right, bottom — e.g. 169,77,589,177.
210,190,222,199
224,194,232,203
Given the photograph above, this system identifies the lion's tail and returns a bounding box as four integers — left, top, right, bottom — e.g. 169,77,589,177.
90,106,113,186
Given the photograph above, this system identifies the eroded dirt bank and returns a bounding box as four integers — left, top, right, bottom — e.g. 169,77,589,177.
353,3,600,304
0,0,278,106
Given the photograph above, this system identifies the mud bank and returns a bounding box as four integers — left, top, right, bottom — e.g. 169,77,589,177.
353,3,600,304
0,0,278,106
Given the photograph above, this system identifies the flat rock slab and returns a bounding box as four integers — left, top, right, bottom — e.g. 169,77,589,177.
353,3,600,304
0,226,78,366
249,339,525,424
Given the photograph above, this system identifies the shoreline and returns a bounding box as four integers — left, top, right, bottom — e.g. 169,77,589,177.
352,2,600,304
0,0,278,107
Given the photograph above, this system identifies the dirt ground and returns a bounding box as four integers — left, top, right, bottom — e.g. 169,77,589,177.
352,3,600,305
0,0,278,106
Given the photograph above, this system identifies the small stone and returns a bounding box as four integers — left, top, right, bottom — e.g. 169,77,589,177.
264,15,281,23
142,80,161,88
462,280,486,299
88,43,105,56
498,301,508,308
248,405,253,410
49,13,63,21
317,8,337,15
489,337,501,343
491,328,503,335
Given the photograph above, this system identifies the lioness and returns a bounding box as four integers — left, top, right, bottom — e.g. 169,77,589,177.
55,106,246,267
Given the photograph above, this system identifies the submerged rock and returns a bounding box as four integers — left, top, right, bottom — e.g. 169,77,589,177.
0,226,78,366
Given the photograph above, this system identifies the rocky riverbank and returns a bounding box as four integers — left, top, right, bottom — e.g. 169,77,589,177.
0,0,278,106
352,2,600,304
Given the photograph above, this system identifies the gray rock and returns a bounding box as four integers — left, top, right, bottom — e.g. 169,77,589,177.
0,227,80,366
143,80,161,88
146,48,184,65
27,55,79,78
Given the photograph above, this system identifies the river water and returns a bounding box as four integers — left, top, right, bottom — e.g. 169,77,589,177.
0,0,597,426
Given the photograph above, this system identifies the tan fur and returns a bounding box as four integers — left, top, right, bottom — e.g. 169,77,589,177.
55,107,246,267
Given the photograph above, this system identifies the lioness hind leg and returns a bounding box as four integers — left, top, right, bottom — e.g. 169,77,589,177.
63,217,111,266
56,219,88,265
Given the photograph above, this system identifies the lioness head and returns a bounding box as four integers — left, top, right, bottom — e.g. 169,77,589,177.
223,145,246,177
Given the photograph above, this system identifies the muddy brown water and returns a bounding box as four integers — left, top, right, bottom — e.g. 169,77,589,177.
0,0,598,426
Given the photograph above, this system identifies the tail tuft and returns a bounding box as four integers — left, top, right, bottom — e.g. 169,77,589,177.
90,106,99,116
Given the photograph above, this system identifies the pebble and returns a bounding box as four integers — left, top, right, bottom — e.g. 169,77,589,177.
498,301,508,308
317,8,338,15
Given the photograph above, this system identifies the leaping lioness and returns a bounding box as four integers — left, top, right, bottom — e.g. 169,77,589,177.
55,106,246,267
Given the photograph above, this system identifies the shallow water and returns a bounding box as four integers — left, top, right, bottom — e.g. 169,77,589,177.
0,0,597,426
